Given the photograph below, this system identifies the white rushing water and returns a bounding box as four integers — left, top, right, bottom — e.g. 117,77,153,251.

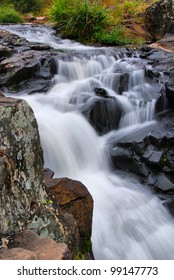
2,25,174,259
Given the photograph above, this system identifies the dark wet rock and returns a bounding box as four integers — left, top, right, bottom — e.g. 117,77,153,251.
104,72,129,94
81,96,122,135
30,44,52,50
165,72,174,108
117,72,130,94
155,92,168,114
145,0,174,40
109,113,174,197
143,49,174,62
111,147,149,179
50,57,58,75
1,50,41,85
0,29,30,51
139,47,174,73
0,28,56,94
94,87,108,97
0,50,54,93
156,173,174,192
145,66,161,79
0,44,11,59
139,48,174,113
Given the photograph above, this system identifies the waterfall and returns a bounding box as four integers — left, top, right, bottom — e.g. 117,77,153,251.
2,24,174,260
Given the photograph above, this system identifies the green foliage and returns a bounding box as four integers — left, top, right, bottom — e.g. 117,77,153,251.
0,4,23,23
123,0,139,16
82,238,92,253
74,251,85,260
10,0,43,14
49,0,109,41
95,27,132,45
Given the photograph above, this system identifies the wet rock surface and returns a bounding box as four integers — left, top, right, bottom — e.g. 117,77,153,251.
0,28,56,95
109,112,174,213
165,71,174,108
1,23,174,258
81,96,122,135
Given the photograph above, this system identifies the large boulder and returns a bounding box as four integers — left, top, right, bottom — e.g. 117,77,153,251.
0,96,66,242
45,175,94,259
145,0,174,40
0,96,46,235
81,96,122,135
0,95,94,259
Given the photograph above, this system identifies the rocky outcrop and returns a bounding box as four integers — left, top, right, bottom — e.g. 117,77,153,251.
0,95,94,259
0,29,56,95
139,46,174,112
109,112,174,213
44,174,94,259
0,96,46,235
0,230,70,260
81,96,122,135
165,71,174,108
145,0,174,40
0,50,55,94
0,96,68,243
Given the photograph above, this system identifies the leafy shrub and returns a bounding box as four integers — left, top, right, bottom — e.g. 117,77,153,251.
95,27,133,45
11,0,43,14
0,4,23,23
49,0,109,41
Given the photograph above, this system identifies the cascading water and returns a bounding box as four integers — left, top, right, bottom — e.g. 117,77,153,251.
2,24,174,259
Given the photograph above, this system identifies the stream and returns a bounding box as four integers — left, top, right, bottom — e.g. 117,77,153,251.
1,24,174,259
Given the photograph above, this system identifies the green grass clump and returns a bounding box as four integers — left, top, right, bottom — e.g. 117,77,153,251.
10,0,43,14
0,5,23,23
95,27,131,45
49,0,109,42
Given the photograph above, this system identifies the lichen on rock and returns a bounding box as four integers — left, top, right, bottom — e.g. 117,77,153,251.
0,96,46,235
0,95,94,259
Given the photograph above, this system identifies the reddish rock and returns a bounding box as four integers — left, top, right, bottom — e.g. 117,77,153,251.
0,248,38,260
0,230,71,260
45,177,93,241
44,168,54,180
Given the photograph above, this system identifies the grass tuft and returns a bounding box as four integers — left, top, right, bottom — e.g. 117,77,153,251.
0,4,23,23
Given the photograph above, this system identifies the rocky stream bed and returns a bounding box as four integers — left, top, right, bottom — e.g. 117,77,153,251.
1,23,174,259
